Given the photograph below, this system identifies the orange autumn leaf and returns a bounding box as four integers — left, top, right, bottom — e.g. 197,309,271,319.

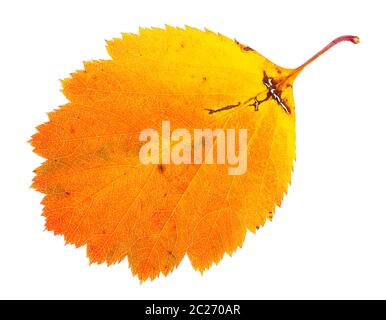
31,26,359,281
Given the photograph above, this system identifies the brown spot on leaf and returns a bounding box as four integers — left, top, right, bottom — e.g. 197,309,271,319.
234,39,255,52
167,250,176,260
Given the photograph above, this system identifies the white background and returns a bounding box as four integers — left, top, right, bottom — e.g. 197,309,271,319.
0,0,385,300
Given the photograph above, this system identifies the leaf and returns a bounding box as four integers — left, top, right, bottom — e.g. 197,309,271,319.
31,26,359,281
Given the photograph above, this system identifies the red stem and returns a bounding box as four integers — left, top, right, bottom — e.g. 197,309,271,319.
294,35,359,73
